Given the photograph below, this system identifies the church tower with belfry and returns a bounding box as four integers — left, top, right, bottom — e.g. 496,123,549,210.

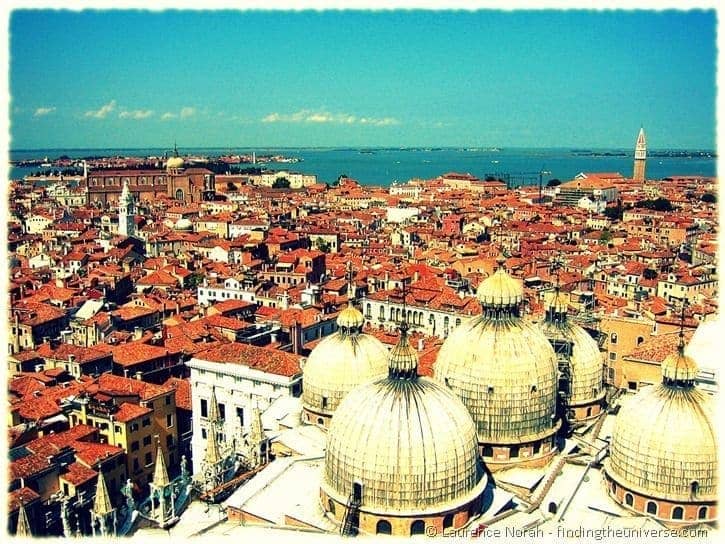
633,127,647,181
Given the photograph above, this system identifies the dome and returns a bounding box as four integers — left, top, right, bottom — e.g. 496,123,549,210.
435,318,558,443
323,328,486,516
476,256,524,307
302,316,388,419
661,351,699,382
336,303,365,329
607,385,717,502
435,260,559,447
166,156,184,170
174,218,193,231
539,294,603,407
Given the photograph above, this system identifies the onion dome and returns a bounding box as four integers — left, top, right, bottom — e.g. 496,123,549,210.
166,156,185,170
435,258,559,446
606,341,717,504
302,303,388,419
336,303,365,330
539,290,603,407
476,255,524,307
323,322,486,516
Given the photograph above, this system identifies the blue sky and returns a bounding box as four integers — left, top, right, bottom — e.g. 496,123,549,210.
8,9,717,149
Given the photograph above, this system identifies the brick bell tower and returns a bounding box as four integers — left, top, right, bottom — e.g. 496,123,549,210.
633,127,647,182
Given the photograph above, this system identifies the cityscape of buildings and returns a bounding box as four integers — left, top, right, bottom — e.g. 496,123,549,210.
5,125,719,539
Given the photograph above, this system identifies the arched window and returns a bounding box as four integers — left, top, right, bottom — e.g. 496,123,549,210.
379,306,385,319
317,417,323,425
175,188,184,200
610,333,617,344
443,513,454,530
366,303,371,317
429,314,434,324
672,506,684,520
698,506,708,520
410,520,425,536
328,499,336,515
636,336,644,346
646,501,657,515
691,481,699,495
376,520,392,535
455,318,461,327
624,493,633,506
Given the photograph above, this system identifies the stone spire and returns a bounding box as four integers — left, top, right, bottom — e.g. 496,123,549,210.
152,437,170,488
93,468,114,517
633,127,647,181
204,388,222,465
16,501,32,537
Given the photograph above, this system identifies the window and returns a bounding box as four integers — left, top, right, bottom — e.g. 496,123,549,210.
690,481,699,495
628,381,637,391
636,336,645,346
236,407,244,427
167,434,174,448
144,452,152,466
609,352,616,361
443,514,454,530
672,506,683,520
131,441,139,452
142,418,151,427
533,442,541,454
201,428,207,439
376,520,392,535
610,333,617,344
167,414,174,428
646,501,657,515
510,445,520,458
410,520,425,536
143,436,151,446
201,399,208,418
698,506,708,520
133,458,140,472
218,403,225,420
166,395,171,406
114,425,122,433
328,500,336,515
322,397,328,409
624,493,633,507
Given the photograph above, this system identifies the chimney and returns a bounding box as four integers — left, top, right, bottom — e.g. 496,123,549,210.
68,354,76,363
418,337,424,351
133,327,143,340
134,371,143,381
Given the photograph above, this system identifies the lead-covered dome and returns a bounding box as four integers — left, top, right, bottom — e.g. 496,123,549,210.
302,304,388,420
539,291,604,408
606,337,717,506
323,324,486,516
435,259,559,446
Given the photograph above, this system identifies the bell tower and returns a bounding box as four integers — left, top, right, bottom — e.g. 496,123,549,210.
633,127,647,182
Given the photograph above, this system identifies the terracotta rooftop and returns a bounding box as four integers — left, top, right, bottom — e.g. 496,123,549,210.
194,342,302,377
61,462,98,487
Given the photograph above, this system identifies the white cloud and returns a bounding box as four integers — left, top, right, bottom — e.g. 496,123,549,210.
180,107,196,119
84,100,117,119
33,107,56,117
119,109,154,120
261,109,399,126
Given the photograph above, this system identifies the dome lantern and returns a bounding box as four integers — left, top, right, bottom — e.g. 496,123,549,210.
476,254,524,316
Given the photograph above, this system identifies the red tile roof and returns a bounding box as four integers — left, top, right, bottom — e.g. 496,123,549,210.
61,462,98,486
195,342,302,377
163,377,191,411
8,487,41,513
114,402,153,423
